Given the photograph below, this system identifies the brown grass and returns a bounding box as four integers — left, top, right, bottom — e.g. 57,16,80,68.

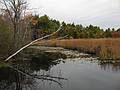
35,38,120,60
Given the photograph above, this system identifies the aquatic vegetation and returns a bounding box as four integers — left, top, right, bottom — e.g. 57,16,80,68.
36,38,120,60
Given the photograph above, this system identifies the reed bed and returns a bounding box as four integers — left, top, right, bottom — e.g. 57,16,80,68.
36,38,120,60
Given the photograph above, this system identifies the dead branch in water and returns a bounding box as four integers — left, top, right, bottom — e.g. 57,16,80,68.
0,61,67,87
8,65,63,87
5,25,62,62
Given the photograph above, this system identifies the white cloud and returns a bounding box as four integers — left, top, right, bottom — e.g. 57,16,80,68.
29,0,120,29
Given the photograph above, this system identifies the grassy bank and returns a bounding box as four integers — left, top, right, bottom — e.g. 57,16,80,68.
36,38,120,60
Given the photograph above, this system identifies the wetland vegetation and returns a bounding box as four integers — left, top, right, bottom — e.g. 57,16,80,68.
0,0,120,90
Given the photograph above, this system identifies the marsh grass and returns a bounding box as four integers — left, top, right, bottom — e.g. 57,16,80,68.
36,38,120,60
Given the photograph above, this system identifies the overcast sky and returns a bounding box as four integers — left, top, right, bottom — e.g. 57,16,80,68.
29,0,120,29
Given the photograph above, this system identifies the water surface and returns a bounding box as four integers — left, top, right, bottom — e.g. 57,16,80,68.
0,47,120,90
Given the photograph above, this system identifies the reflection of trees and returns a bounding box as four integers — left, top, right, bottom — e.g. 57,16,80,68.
30,52,62,71
0,66,65,90
0,52,67,90
0,67,36,90
98,61,120,72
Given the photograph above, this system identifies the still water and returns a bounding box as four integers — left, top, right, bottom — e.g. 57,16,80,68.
0,47,120,90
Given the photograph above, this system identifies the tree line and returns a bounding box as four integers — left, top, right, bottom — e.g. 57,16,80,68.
0,8,120,59
30,14,119,39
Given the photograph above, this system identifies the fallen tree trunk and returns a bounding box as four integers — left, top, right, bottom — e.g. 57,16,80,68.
5,26,61,62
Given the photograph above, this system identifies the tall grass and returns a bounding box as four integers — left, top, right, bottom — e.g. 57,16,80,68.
36,38,120,60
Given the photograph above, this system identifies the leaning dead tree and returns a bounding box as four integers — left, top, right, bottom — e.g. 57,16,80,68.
0,0,64,62
0,0,66,87
5,25,62,61
0,0,63,61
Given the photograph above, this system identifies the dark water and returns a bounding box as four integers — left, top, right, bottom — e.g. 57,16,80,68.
0,48,120,90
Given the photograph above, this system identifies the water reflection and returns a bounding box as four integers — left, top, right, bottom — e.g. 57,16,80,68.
0,67,36,90
0,52,67,90
84,58,120,72
30,52,62,71
0,49,120,90
98,61,120,72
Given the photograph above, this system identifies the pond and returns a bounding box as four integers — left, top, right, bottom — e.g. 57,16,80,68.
0,46,120,90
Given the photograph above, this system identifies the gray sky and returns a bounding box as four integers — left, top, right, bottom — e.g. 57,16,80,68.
29,0,120,29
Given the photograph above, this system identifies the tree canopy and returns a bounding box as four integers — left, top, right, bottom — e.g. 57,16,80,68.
30,14,119,39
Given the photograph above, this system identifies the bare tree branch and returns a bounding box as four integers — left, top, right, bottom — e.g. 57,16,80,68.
2,0,14,24
36,75,67,80
8,65,63,87
5,25,62,62
0,61,66,87
57,35,68,40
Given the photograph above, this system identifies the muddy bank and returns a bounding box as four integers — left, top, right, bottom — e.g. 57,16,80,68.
28,46,92,59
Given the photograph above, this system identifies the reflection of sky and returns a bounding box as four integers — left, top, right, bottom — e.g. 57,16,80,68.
41,59,120,90
29,0,120,29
